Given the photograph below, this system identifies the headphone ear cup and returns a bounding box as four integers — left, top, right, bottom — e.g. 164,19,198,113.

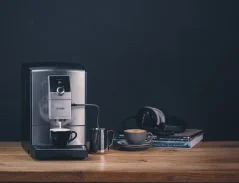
151,108,187,133
165,116,187,133
135,107,158,129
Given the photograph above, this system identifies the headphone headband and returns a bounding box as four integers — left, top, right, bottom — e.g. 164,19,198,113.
144,106,166,125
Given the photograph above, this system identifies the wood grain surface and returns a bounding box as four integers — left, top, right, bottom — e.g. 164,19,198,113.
0,141,239,182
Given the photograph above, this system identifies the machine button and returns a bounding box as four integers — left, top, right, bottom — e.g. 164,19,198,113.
56,87,65,96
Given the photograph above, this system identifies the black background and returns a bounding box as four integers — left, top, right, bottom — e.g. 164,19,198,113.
1,0,239,141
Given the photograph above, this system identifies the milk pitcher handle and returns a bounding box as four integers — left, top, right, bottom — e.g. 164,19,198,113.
107,130,115,151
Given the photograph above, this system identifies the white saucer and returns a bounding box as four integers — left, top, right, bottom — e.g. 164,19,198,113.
118,139,152,146
117,139,152,151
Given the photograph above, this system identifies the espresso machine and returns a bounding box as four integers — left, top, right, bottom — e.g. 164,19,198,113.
21,62,89,160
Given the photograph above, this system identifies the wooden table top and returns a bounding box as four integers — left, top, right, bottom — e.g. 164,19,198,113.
0,141,239,182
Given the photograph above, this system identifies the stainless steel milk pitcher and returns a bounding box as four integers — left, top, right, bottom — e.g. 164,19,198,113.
88,128,115,154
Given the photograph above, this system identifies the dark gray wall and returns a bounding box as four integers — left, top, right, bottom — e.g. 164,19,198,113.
1,0,239,141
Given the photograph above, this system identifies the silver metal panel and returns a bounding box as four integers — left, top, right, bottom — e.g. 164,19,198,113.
31,69,86,144
49,92,71,100
32,126,85,145
48,99,71,119
67,70,86,126
32,70,58,126
66,126,86,145
32,126,51,145
31,69,86,127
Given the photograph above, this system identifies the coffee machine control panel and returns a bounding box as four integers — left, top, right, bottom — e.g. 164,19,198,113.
48,75,72,120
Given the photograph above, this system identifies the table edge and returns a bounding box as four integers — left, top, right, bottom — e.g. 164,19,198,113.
1,170,239,182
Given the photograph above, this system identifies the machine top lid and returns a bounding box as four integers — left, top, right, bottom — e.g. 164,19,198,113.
22,62,86,71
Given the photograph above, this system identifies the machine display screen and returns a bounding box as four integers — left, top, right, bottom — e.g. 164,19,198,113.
49,76,71,92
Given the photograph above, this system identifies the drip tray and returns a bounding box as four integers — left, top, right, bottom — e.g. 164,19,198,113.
34,145,86,150
29,145,88,160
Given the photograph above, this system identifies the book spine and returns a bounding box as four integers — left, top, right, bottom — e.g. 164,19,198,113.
152,141,191,148
114,136,190,142
152,135,203,148
153,137,190,142
153,132,204,142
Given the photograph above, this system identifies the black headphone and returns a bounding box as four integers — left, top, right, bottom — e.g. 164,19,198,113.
121,106,187,136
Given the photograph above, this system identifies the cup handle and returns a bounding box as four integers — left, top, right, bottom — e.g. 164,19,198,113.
68,131,77,142
107,130,115,151
146,132,154,142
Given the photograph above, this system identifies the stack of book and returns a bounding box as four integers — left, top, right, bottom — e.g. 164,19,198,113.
113,129,204,149
151,129,204,148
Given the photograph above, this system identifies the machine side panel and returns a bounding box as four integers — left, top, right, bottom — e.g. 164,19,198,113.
21,65,31,148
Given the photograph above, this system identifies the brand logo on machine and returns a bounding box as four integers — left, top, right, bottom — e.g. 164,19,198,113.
56,107,65,110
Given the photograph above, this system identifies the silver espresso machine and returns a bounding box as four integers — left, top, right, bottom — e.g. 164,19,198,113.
21,62,88,160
